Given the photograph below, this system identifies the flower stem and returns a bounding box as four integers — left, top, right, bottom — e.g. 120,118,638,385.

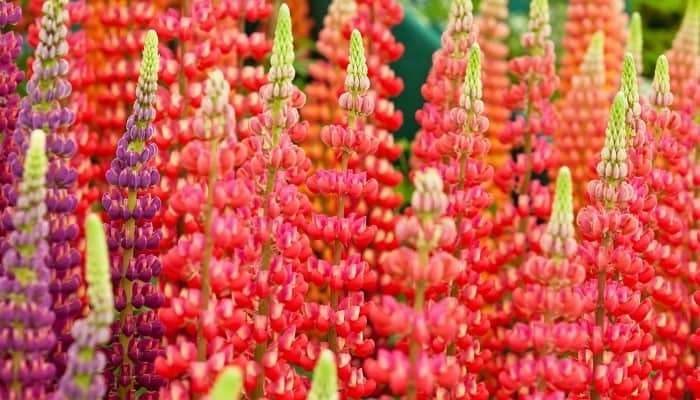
592,234,611,400
197,138,220,361
407,246,428,400
117,190,137,398
328,153,350,353
252,164,279,400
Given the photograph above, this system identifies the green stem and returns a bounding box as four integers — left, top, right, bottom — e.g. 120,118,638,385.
197,138,220,361
517,97,534,235
252,91,283,396
447,153,467,356
328,153,350,353
117,190,137,399
252,165,278,400
407,247,428,400
592,234,611,400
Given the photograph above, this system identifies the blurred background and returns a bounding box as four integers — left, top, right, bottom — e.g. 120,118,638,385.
307,0,688,139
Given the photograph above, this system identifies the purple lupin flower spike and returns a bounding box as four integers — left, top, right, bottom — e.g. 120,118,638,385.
0,130,56,398
0,0,26,273
102,29,164,398
54,214,114,400
7,0,80,377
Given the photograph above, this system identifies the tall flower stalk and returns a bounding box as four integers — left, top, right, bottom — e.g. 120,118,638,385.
10,0,79,376
103,29,164,398
54,214,114,400
577,92,652,399
0,129,54,398
0,0,24,264
305,29,378,398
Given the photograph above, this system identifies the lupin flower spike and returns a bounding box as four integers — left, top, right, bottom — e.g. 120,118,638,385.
210,367,243,400
412,168,448,218
307,350,339,400
584,31,605,68
338,29,374,119
103,28,164,397
83,214,114,321
541,166,575,258
627,12,643,75
267,4,295,103
621,54,639,112
0,129,55,398
527,0,550,52
598,92,628,184
194,70,234,141
9,0,78,375
651,55,672,107
54,214,114,400
463,43,482,103
346,29,369,95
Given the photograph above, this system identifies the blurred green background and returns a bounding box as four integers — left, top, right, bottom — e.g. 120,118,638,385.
309,0,687,140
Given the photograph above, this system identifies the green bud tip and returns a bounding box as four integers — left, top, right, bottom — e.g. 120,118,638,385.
603,92,628,153
628,13,643,52
465,43,482,99
26,130,48,175
85,213,114,319
141,30,160,79
553,166,572,212
272,3,294,67
348,29,367,76
627,13,643,75
652,55,670,93
210,367,243,400
530,0,549,25
308,349,339,400
621,53,638,100
586,31,604,58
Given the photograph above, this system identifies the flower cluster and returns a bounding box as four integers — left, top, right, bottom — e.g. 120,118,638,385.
103,29,164,398
555,32,610,207
559,0,628,94
10,0,80,376
3,0,700,399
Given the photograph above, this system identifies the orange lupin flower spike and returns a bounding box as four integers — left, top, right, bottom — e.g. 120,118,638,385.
559,0,628,95
665,0,700,112
555,32,609,209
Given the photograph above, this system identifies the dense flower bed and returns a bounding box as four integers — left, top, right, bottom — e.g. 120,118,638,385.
1,0,700,399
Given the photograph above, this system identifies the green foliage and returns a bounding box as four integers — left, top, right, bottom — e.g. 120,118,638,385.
633,0,686,77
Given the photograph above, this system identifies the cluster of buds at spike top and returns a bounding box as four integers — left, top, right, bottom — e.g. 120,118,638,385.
54,214,114,400
0,130,55,398
577,92,655,399
367,168,489,399
498,167,591,398
9,0,80,377
103,30,165,398
413,0,478,165
0,0,24,263
555,32,610,209
558,0,628,94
